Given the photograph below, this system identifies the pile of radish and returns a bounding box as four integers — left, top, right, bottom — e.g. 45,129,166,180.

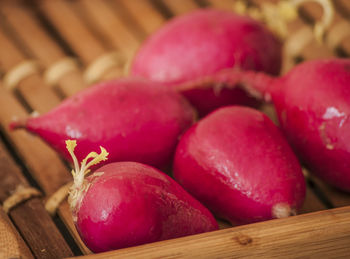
10,6,350,254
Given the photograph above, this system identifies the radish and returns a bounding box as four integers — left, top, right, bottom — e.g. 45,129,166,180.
65,140,218,252
10,77,196,169
184,58,350,192
130,9,282,116
173,106,306,225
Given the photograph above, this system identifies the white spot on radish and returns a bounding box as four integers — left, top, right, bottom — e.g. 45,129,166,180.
323,107,345,120
65,125,82,138
101,209,109,221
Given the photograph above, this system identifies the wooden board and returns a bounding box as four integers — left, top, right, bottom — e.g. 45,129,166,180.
73,206,350,259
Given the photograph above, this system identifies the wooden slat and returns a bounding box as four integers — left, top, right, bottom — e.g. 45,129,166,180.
300,184,327,213
161,0,199,16
0,90,69,194
116,0,166,36
37,0,105,64
326,19,350,56
76,0,140,59
0,28,23,69
333,0,350,21
0,131,73,258
0,207,33,259
308,174,350,209
0,28,89,253
1,3,63,66
37,0,123,83
74,206,350,259
0,2,86,97
0,87,90,254
0,28,61,113
206,0,235,10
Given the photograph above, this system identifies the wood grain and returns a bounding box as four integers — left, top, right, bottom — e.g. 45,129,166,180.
38,0,123,83
116,0,166,36
161,0,199,16
0,2,86,97
0,208,33,259
72,205,350,259
0,86,90,254
76,0,140,59
308,174,350,209
0,139,73,258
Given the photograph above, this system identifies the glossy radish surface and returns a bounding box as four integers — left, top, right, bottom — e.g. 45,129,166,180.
65,141,218,253
173,106,306,225
271,59,350,192
204,58,350,192
10,78,195,169
131,9,282,116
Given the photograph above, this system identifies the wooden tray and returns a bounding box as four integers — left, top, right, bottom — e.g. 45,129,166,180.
0,0,350,258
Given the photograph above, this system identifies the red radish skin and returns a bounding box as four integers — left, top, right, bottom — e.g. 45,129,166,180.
10,78,196,169
65,141,218,253
271,59,350,192
196,58,350,192
173,106,306,225
131,9,282,116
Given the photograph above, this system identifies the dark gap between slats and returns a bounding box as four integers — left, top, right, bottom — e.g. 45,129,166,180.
335,46,350,58
6,205,38,258
52,86,66,101
52,214,83,256
306,177,334,209
0,9,34,59
0,126,43,193
69,1,114,51
106,0,148,40
293,56,304,65
0,127,81,256
0,10,69,101
13,88,34,114
333,0,350,21
26,2,77,57
195,0,211,8
298,7,316,26
151,0,174,19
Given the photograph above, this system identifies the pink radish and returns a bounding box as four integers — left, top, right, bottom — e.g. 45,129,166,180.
173,106,306,225
130,8,282,116
65,140,218,252
10,77,196,169
183,58,350,192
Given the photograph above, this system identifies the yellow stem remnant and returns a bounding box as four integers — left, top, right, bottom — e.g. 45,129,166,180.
65,140,109,215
